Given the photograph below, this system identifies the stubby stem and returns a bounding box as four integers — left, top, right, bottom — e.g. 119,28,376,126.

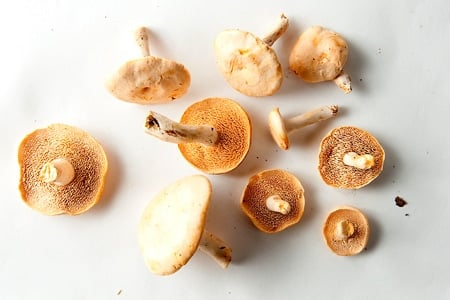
39,158,75,186
199,229,232,269
335,220,355,241
284,105,339,134
262,14,289,46
144,111,218,146
266,195,291,215
135,27,150,57
334,70,352,94
343,152,375,169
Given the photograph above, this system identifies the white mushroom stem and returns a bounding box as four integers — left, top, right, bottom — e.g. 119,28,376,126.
135,26,150,57
334,70,352,94
266,195,291,215
39,158,75,186
199,229,232,269
335,220,355,241
144,111,218,146
262,13,289,46
343,152,375,169
284,105,338,134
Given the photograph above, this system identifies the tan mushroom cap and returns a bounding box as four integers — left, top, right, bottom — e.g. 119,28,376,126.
318,126,385,189
178,97,252,174
106,56,191,104
214,30,283,97
18,124,108,215
241,169,305,233
323,206,370,256
289,26,348,83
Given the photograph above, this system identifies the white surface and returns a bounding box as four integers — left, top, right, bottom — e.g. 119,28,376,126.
1,1,449,299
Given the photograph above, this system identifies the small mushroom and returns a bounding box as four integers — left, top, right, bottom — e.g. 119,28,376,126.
323,206,370,256
214,14,289,96
106,26,191,104
144,97,252,174
241,169,305,233
137,175,231,275
289,26,352,93
269,105,339,150
318,126,385,189
18,124,108,215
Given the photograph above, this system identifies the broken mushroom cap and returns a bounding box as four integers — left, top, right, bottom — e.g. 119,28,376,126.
289,26,351,93
241,169,305,233
18,124,108,215
138,175,231,275
323,206,370,256
106,27,191,104
214,14,288,96
318,126,385,189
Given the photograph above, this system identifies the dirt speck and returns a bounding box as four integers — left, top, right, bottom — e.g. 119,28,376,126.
395,196,407,207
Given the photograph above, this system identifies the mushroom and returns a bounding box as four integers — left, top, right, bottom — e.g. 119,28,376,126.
241,169,305,233
214,14,289,96
269,105,339,150
318,126,385,189
289,26,352,93
18,124,108,215
323,206,370,256
137,175,232,275
144,97,252,174
106,26,191,104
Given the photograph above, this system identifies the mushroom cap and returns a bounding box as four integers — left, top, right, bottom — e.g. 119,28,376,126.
318,126,385,189
241,169,305,233
214,30,283,97
18,124,108,215
268,107,289,150
178,97,252,174
106,56,191,104
137,175,212,275
323,206,370,256
289,26,348,83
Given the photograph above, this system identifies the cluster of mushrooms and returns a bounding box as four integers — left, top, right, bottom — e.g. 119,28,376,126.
18,14,385,276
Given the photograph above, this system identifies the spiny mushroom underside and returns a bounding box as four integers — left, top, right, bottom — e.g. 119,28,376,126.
318,126,385,189
106,56,190,104
18,124,108,215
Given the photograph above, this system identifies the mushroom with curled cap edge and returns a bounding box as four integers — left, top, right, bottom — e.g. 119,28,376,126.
214,14,289,97
269,105,338,150
144,97,251,174
106,27,191,104
318,126,385,189
241,169,305,233
18,124,108,215
289,26,352,94
323,206,370,256
137,175,232,275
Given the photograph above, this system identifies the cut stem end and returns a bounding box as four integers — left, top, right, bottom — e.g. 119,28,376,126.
262,14,289,46
335,220,355,241
199,230,232,269
343,152,375,170
39,158,75,186
266,195,291,215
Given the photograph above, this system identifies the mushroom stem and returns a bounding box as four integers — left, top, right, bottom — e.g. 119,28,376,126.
284,105,339,134
39,158,75,186
335,220,355,241
265,195,291,215
343,152,375,170
334,70,352,94
135,27,150,57
199,229,232,269
262,14,289,46
144,111,218,146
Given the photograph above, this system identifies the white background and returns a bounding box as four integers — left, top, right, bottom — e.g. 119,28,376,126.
1,0,449,299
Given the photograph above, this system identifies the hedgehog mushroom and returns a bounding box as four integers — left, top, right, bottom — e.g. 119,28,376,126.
106,26,191,104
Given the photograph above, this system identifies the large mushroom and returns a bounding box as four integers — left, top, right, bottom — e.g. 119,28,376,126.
106,27,191,104
241,169,305,233
318,126,385,189
289,26,352,93
214,14,289,96
144,97,252,174
138,175,232,275
18,124,108,215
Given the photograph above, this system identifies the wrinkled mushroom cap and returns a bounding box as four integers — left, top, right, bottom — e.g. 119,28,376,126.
18,124,108,215
178,97,251,174
241,169,305,233
318,126,385,189
214,30,283,97
138,175,211,275
268,107,289,150
323,206,369,256
289,26,348,83
106,56,191,104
